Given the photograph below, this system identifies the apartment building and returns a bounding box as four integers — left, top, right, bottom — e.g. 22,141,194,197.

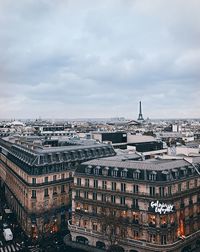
69,156,200,252
0,137,115,238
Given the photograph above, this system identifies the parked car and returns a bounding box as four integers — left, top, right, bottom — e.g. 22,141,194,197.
3,228,13,241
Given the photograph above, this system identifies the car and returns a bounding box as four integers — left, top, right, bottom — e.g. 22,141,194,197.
3,228,13,241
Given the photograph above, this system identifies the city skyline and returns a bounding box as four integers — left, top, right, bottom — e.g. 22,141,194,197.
0,0,200,119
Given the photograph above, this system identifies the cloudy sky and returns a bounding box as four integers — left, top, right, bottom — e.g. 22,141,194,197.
0,0,200,119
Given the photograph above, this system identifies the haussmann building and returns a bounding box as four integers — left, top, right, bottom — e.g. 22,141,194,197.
0,137,115,239
69,155,200,252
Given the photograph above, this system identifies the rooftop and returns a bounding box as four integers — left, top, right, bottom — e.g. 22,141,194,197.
83,156,200,171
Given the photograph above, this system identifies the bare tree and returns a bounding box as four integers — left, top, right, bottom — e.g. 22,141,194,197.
100,206,126,252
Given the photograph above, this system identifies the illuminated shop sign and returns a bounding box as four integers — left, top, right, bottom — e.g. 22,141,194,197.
150,201,174,214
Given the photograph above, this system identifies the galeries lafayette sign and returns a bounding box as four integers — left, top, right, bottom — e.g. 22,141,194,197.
150,201,174,214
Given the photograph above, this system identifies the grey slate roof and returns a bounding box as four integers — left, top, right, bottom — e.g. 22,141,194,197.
82,157,200,171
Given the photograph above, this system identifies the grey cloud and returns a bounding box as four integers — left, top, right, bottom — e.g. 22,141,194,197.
0,0,199,119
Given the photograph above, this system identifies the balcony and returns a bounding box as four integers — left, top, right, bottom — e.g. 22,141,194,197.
160,223,168,229
131,204,139,210
148,222,156,228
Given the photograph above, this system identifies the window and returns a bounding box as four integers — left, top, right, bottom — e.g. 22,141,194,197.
76,189,80,197
77,178,81,186
94,179,98,188
85,179,89,187
53,175,57,181
120,196,125,205
102,194,107,202
159,187,165,197
85,165,92,174
44,188,49,197
186,181,190,190
121,169,127,178
102,180,107,190
92,206,97,214
61,173,65,180
168,186,172,195
31,190,36,198
61,185,65,193
111,195,116,203
160,216,167,227
150,234,156,243
132,198,138,208
178,183,181,192
120,228,126,238
133,184,139,194
83,220,88,228
112,168,118,177
84,191,89,199
94,166,100,175
32,178,36,184
149,186,155,196
111,182,116,191
132,212,139,223
102,167,109,176
83,204,88,213
194,179,197,188
148,214,156,226
121,183,126,192
53,187,57,195
133,170,140,179
149,172,157,181
92,222,98,231
44,176,48,183
133,230,139,239
93,192,97,200
161,235,167,245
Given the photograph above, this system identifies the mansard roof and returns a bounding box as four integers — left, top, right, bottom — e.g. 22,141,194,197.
0,138,115,167
76,156,200,182
81,158,190,171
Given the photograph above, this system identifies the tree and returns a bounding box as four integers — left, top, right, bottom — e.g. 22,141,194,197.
100,206,127,251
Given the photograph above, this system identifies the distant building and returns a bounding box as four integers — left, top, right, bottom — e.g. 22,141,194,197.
0,137,115,238
69,156,200,252
127,134,163,153
92,131,127,148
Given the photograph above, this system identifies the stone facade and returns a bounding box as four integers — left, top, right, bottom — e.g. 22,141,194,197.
0,138,115,238
70,157,200,252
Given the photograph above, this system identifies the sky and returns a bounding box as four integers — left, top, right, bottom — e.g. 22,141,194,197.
0,0,200,120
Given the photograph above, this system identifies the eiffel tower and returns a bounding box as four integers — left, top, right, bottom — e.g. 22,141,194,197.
137,101,144,121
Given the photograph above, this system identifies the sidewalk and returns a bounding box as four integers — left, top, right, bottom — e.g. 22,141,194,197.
63,234,104,252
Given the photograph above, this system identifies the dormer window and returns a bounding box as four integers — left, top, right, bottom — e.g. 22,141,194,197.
121,168,128,178
188,165,194,174
94,166,100,175
149,171,157,181
133,169,140,180
112,167,118,177
180,167,187,176
85,165,92,174
162,170,170,181
172,169,178,179
102,167,109,176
